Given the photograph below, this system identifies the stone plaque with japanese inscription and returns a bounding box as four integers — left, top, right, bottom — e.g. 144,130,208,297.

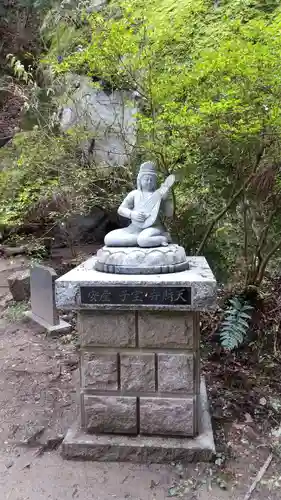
80,285,191,306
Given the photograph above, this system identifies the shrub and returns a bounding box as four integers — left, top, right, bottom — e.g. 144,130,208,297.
0,127,132,230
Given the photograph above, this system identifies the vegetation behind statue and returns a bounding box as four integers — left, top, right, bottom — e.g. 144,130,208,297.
2,0,281,287
47,0,281,287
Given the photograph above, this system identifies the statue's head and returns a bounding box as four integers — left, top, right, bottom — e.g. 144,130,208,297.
137,161,157,192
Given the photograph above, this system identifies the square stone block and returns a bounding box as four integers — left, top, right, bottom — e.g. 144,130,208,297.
78,311,135,347
81,352,118,390
138,312,194,348
140,397,194,436
121,353,155,392
83,395,137,434
158,353,194,393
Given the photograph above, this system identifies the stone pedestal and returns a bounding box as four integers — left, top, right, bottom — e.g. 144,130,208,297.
56,256,217,463
95,244,189,274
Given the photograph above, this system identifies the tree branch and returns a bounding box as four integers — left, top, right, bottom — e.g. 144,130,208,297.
255,235,281,285
256,208,278,261
242,193,249,273
196,145,266,255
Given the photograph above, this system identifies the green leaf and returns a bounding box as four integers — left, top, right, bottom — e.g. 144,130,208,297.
239,312,253,319
219,297,252,351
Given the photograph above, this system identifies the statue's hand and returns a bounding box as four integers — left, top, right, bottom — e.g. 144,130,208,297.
131,211,147,223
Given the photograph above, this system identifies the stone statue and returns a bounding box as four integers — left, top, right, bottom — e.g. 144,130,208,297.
95,161,189,274
104,161,175,248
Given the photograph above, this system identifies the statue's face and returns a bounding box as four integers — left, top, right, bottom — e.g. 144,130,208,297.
140,174,155,192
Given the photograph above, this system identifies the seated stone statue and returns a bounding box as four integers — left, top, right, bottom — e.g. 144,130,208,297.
104,162,174,248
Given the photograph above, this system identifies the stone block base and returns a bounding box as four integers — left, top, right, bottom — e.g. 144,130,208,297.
25,311,72,335
61,378,215,463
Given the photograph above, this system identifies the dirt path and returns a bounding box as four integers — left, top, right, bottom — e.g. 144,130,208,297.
0,257,280,499
0,317,78,448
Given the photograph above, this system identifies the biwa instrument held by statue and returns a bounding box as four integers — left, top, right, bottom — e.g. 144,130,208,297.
134,174,176,229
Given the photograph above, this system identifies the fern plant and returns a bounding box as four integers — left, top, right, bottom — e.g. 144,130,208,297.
219,297,253,351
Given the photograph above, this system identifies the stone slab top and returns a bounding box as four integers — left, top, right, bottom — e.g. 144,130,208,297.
56,256,216,312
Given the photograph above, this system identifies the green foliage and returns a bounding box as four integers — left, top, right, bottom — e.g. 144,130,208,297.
220,297,253,350
40,0,91,60
6,54,34,84
3,302,28,322
17,0,54,8
3,0,281,286
39,0,281,286
0,127,132,230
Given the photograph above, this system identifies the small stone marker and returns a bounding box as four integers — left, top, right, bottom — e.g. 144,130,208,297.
25,264,71,334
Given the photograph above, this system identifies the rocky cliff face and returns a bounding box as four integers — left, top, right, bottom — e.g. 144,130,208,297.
59,74,137,167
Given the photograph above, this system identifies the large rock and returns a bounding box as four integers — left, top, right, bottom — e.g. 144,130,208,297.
59,75,137,166
87,0,107,12
7,269,30,301
52,208,117,246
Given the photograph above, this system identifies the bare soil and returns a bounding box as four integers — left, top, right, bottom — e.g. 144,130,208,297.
0,255,280,499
